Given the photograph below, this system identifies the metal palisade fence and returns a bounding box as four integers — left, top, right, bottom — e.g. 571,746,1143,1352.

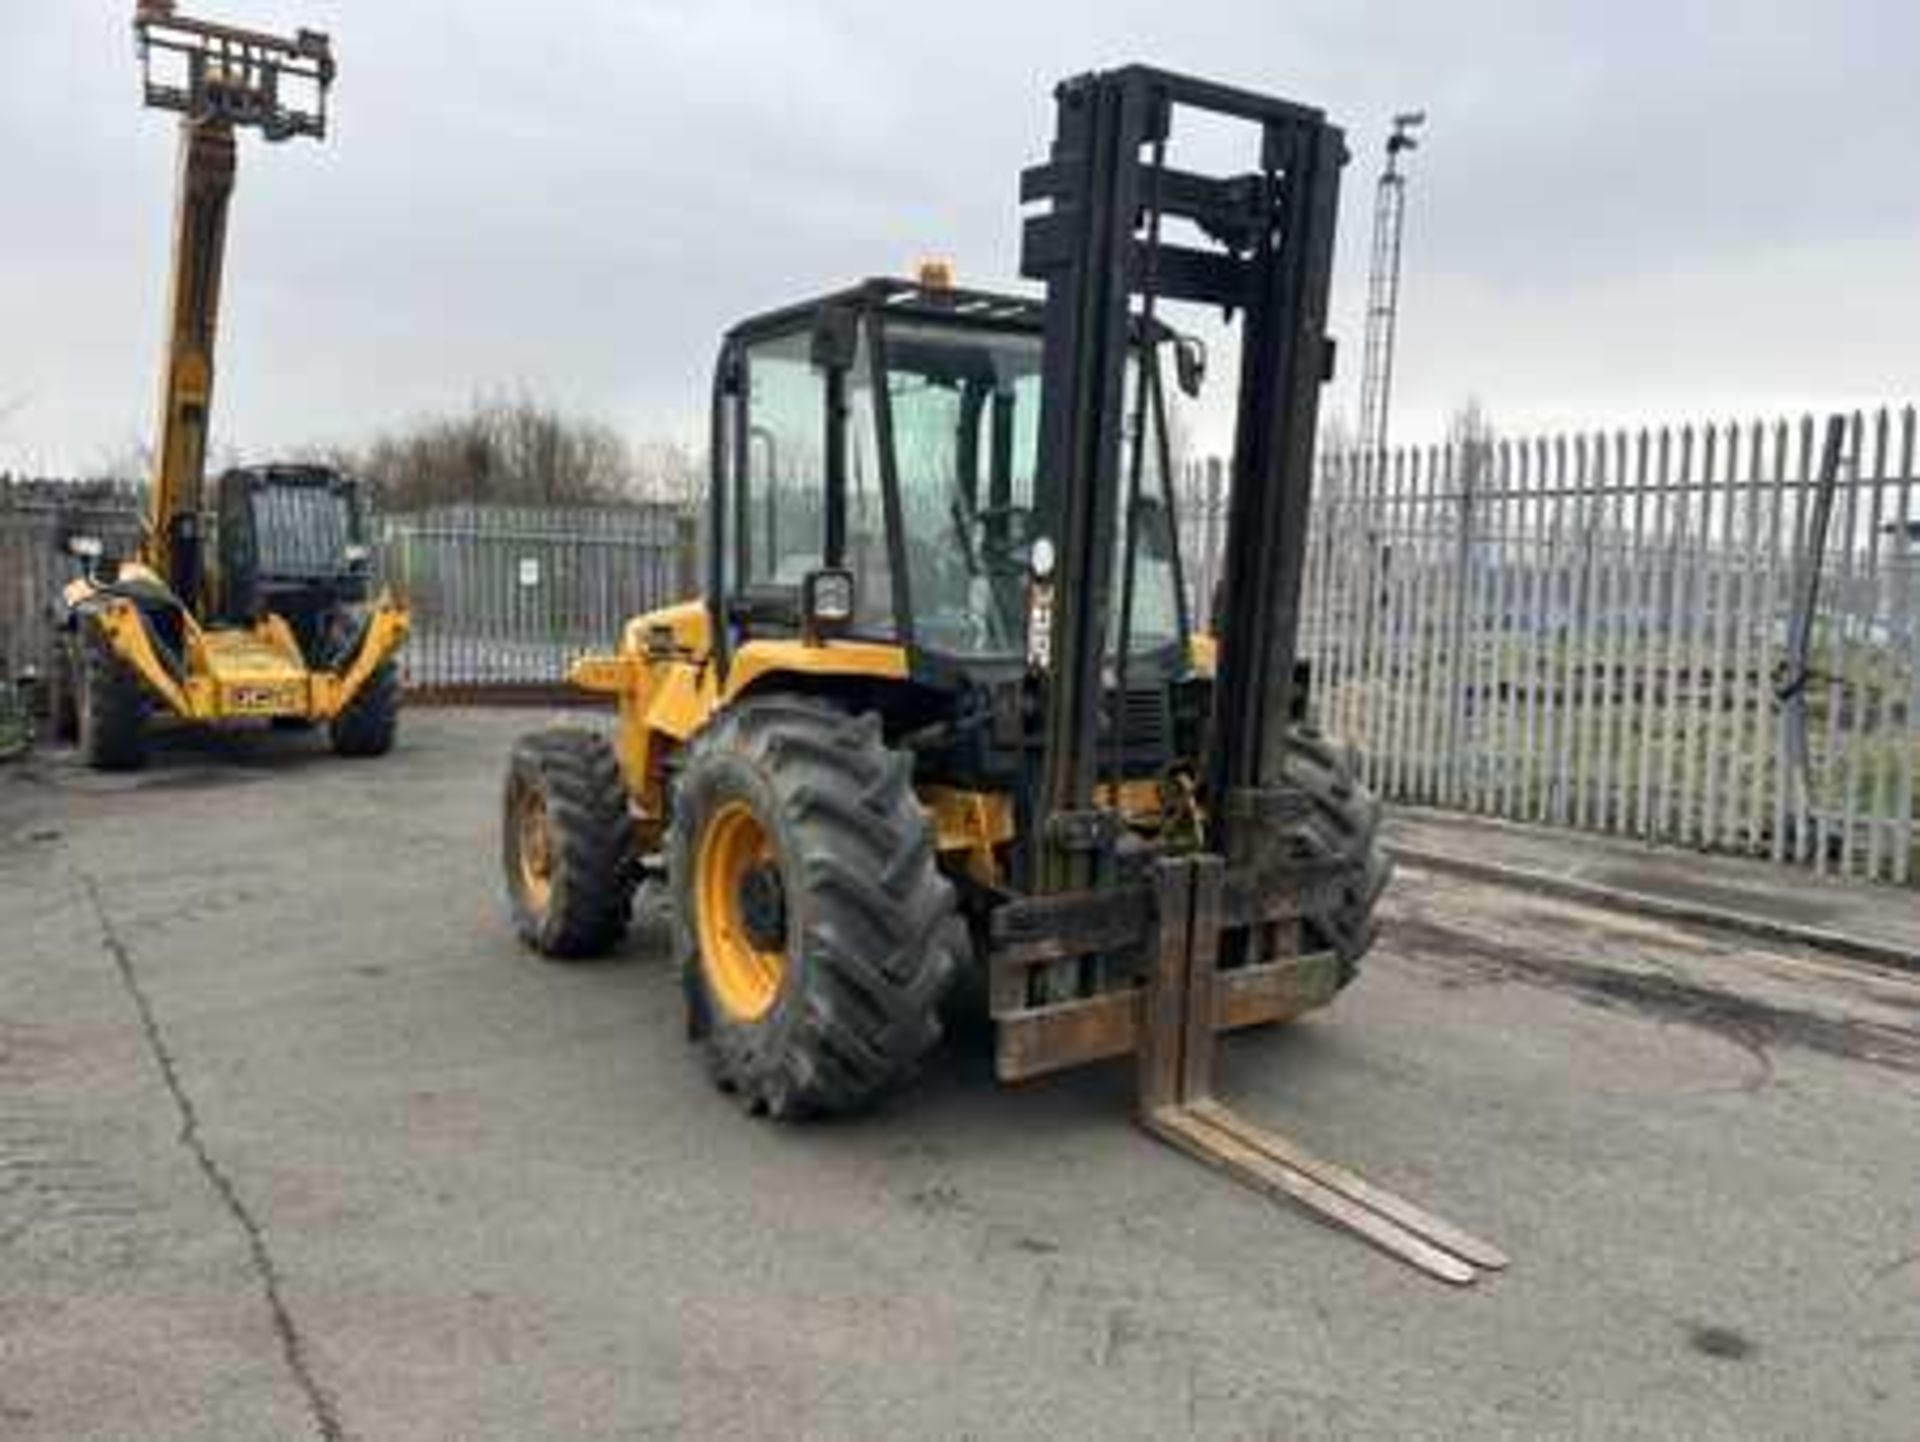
1180,405,1919,885
383,502,696,693
0,476,147,683
0,482,697,699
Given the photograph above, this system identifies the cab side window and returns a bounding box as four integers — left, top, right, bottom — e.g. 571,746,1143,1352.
739,331,825,589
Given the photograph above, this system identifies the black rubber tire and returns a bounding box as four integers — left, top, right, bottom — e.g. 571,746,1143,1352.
1280,725,1392,986
503,727,635,958
50,635,79,742
329,661,399,757
76,622,147,771
668,697,962,1120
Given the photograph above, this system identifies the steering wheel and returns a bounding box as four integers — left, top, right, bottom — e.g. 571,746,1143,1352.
969,503,1032,570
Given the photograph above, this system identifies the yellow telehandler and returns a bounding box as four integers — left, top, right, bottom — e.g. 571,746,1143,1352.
502,66,1504,1283
53,4,407,770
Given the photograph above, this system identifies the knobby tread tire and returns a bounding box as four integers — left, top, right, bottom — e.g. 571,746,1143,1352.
329,660,400,757
76,620,147,771
669,696,962,1120
503,727,636,959
51,635,80,742
1280,725,1392,986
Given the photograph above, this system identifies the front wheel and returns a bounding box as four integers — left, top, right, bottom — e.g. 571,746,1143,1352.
329,661,399,757
1281,726,1392,986
50,635,80,742
503,728,636,958
668,697,962,1119
76,622,147,771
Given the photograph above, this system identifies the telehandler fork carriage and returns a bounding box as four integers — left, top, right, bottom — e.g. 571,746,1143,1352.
502,65,1504,1284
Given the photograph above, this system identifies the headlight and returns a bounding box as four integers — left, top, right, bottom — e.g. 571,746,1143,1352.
803,567,856,630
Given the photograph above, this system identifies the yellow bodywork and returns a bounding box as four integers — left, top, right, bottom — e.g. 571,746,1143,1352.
573,599,1214,869
67,564,410,724
571,600,913,851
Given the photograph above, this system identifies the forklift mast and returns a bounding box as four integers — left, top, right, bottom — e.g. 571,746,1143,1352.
1019,66,1345,890
1019,68,1506,1284
131,2,334,607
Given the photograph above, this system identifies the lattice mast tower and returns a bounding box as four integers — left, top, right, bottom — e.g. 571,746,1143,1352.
1356,112,1424,480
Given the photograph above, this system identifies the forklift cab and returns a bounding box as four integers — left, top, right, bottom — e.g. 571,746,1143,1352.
708,278,1195,681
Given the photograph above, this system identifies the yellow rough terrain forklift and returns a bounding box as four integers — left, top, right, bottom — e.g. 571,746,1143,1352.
504,67,1503,1282
53,4,408,770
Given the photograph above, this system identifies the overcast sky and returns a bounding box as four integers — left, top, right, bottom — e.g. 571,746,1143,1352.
2,0,1916,475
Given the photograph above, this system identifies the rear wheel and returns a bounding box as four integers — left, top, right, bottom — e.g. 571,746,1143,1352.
76,622,147,771
50,635,79,742
329,660,399,757
1281,725,1392,985
668,697,962,1119
503,728,636,958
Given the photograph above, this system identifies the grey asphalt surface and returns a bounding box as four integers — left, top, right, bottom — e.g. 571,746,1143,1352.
2,709,1917,1441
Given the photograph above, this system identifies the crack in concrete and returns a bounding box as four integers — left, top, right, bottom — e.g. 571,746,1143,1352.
77,871,347,1442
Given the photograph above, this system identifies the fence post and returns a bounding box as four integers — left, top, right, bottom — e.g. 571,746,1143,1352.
1444,441,1478,805
676,511,700,600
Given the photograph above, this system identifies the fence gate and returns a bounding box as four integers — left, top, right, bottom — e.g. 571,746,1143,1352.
0,478,146,686
383,502,696,694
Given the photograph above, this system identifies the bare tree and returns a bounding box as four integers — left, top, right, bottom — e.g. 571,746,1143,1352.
630,438,701,506
1448,397,1497,487
327,390,665,511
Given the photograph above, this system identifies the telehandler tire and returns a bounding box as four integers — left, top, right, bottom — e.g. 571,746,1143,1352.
503,728,635,958
329,660,399,757
668,697,962,1119
1281,725,1392,985
76,622,147,771
50,636,80,742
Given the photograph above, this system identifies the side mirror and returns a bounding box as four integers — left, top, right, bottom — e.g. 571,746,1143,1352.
64,534,119,584
810,305,860,369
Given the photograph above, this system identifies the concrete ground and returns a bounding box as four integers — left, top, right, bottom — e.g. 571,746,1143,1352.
1388,808,1920,970
2,709,1916,1441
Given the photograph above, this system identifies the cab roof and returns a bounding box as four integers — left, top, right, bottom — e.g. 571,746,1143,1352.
723,277,1045,345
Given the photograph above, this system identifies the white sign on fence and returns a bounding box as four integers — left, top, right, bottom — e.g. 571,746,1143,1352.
517,556,541,588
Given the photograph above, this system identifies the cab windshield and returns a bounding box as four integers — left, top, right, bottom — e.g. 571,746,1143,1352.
878,319,1186,660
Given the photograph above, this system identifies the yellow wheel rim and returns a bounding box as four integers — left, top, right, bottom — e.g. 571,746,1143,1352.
696,799,787,1021
514,781,553,915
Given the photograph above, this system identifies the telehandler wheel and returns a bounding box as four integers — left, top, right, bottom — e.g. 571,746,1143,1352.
1281,725,1392,985
329,660,399,757
50,636,80,742
76,622,147,771
668,697,962,1119
503,728,635,959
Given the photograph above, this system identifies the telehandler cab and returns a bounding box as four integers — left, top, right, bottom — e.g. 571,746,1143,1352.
53,4,408,770
504,66,1504,1282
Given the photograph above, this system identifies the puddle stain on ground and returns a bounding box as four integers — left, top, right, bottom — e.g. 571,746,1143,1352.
1687,1323,1757,1360
1384,906,1920,1078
